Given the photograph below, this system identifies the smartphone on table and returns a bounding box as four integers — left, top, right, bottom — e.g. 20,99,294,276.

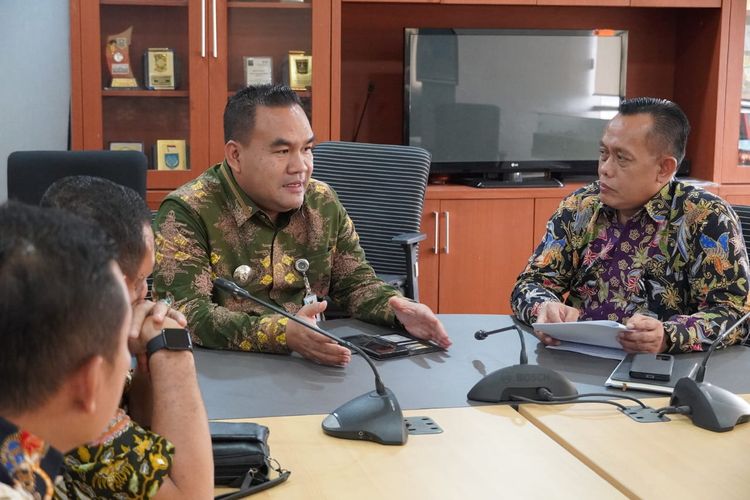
629,353,674,381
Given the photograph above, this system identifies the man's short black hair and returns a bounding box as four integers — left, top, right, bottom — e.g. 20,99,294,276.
0,202,127,414
618,97,691,164
224,84,303,144
40,176,152,281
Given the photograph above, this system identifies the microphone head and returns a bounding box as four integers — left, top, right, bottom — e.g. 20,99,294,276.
474,330,488,340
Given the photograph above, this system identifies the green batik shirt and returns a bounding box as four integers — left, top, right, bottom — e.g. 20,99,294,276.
152,161,401,352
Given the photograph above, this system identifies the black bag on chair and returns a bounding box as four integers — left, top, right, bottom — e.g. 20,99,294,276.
211,421,290,499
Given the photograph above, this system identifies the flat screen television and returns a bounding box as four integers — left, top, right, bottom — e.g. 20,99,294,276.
404,28,628,187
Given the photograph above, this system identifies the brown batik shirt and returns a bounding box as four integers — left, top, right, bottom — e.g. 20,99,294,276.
152,161,401,352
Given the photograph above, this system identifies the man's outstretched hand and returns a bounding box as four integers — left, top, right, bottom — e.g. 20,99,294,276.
389,296,452,349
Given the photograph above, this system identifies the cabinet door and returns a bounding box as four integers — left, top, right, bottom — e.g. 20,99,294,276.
418,200,441,312
438,199,534,314
211,0,330,162
721,0,750,184
73,0,210,190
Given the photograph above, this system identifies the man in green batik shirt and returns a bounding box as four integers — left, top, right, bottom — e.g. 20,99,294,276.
153,84,451,366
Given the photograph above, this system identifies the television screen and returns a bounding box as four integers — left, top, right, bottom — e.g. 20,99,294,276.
404,28,628,184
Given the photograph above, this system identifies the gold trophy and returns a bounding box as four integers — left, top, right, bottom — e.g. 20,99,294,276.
105,26,138,88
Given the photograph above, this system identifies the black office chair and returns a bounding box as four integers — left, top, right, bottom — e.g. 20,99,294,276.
732,205,750,252
312,141,430,301
731,204,750,346
7,150,148,204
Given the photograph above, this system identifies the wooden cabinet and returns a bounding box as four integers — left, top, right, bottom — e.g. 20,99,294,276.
68,0,750,308
719,0,750,186
333,1,741,186
418,184,582,314
70,0,331,203
342,0,720,4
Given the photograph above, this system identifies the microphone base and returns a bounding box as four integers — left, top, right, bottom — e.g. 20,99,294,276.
669,377,750,432
322,387,408,445
467,364,578,403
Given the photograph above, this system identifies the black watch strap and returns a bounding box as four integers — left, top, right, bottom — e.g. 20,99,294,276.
146,328,193,359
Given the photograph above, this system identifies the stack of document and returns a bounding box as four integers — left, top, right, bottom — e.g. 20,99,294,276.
531,320,628,360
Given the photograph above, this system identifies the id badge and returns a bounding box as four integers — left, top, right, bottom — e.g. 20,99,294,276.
303,293,322,321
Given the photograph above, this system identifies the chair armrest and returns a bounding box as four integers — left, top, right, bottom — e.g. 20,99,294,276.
390,233,426,301
391,232,427,246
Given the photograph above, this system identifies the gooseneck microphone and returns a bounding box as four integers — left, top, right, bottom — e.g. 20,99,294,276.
669,309,750,432
467,321,577,403
474,325,527,365
470,322,659,418
213,277,407,445
695,310,750,383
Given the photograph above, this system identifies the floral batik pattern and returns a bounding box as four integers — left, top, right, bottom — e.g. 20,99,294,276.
56,409,174,499
511,180,750,353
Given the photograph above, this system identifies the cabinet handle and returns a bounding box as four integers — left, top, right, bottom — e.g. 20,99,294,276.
212,0,218,59
432,211,439,254
201,0,206,58
443,211,450,255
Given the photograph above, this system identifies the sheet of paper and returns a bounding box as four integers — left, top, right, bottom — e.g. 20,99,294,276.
547,342,627,360
531,320,627,349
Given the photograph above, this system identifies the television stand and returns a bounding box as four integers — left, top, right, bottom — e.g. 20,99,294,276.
455,176,563,189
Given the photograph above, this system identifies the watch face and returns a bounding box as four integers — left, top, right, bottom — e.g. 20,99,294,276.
163,328,192,350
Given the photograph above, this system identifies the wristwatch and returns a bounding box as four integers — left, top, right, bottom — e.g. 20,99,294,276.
146,328,193,359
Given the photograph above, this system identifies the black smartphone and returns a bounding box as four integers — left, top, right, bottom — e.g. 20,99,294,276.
342,334,409,360
629,353,674,381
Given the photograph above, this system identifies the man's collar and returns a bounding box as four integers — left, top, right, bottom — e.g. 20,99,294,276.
642,181,673,223
217,160,304,228
218,160,257,227
597,180,673,223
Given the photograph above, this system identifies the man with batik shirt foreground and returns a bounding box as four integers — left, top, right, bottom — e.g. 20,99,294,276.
153,84,450,366
0,203,132,499
42,177,212,499
512,97,750,353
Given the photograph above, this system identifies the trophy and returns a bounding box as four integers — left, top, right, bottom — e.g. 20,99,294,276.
105,26,138,88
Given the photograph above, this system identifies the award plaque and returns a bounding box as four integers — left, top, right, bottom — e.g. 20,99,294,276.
109,142,144,152
288,51,312,90
244,56,273,86
155,140,187,170
105,26,138,89
144,48,176,90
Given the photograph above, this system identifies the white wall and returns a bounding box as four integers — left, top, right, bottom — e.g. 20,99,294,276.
0,1,70,201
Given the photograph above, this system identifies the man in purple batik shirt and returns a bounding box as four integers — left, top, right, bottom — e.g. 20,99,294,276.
511,97,750,354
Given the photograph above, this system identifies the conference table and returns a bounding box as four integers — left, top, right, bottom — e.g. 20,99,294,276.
199,315,750,498
520,395,750,500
